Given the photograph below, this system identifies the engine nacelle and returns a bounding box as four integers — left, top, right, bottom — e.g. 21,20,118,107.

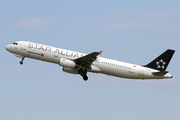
63,67,79,74
59,58,76,68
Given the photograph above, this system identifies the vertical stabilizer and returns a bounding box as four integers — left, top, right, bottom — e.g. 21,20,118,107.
144,49,175,71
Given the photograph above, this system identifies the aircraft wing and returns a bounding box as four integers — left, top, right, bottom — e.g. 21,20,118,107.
74,51,102,69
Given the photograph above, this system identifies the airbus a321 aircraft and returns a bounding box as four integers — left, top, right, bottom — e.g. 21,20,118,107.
6,41,175,81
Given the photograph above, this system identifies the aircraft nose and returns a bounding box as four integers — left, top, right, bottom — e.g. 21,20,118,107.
5,44,11,52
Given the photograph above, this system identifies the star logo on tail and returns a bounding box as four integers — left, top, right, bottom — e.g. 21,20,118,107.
156,59,166,69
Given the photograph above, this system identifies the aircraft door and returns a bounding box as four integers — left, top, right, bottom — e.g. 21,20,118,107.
21,42,26,50
139,68,144,77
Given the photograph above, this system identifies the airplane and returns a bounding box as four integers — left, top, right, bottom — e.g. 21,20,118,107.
5,41,175,81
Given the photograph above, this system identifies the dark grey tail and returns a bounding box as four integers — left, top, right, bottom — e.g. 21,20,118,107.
144,49,175,71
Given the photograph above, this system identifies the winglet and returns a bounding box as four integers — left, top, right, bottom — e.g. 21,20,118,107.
98,51,103,55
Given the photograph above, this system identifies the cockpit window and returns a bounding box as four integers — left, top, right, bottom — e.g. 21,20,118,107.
12,42,18,45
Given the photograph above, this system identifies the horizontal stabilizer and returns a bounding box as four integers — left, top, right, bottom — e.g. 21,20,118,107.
152,71,168,75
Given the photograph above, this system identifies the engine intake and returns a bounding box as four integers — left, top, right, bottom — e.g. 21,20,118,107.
59,58,76,68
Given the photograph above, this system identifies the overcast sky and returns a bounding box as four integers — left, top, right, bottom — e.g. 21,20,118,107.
1,0,180,120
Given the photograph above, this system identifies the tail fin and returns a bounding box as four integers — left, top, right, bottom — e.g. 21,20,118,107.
144,49,175,71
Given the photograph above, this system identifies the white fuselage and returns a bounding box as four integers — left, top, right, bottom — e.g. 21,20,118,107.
6,41,172,79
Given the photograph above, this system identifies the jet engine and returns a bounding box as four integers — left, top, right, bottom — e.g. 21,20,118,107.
59,58,76,68
63,67,79,74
